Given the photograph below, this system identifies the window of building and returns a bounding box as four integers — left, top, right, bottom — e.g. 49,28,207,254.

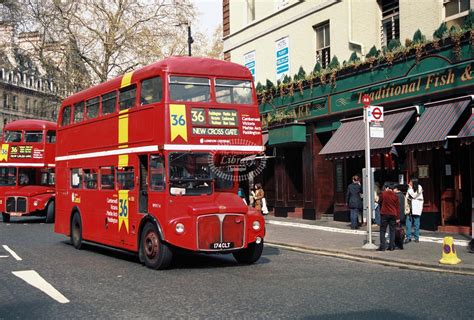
315,22,330,69
24,131,43,143
12,96,17,110
25,98,30,113
445,0,470,18
3,93,9,109
117,166,135,190
100,166,115,190
61,106,71,127
119,85,137,110
101,91,117,115
84,169,98,189
71,168,83,189
86,97,100,119
246,0,255,24
73,101,84,123
380,0,400,47
140,77,162,105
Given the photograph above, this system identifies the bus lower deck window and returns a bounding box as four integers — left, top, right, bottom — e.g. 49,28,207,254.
100,167,115,190
71,168,83,189
117,167,134,190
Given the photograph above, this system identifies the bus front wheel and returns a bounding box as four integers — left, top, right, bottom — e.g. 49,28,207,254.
45,201,55,224
2,213,10,223
140,223,172,270
71,213,83,250
233,240,264,264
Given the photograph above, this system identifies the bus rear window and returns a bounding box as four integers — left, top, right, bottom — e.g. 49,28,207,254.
169,76,210,102
73,102,84,123
101,92,116,115
4,130,22,142
61,106,71,127
140,77,162,105
119,85,137,110
86,97,100,119
215,79,253,104
24,131,43,143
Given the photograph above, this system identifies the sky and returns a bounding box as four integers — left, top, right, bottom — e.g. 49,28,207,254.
192,0,222,38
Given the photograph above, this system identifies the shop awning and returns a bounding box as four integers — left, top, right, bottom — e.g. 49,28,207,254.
458,113,473,142
319,109,416,159
402,98,471,149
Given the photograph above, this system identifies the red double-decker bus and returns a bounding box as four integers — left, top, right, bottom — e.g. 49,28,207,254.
0,119,56,223
55,57,266,269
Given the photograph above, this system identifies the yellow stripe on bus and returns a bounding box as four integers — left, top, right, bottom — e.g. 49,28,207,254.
120,72,133,88
118,110,129,148
118,154,129,167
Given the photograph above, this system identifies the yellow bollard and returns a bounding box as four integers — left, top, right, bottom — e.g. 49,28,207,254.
439,236,461,265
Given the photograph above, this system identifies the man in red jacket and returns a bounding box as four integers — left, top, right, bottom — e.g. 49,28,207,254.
377,182,400,251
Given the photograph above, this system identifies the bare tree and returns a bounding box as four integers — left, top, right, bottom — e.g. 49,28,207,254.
19,0,196,90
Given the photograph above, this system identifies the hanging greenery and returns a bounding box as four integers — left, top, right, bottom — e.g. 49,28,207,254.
313,62,322,74
412,29,426,44
433,22,448,40
387,38,402,51
348,52,359,62
366,46,379,58
328,56,340,69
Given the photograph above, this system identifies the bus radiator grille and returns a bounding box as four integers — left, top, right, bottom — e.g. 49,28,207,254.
6,197,27,213
197,214,245,251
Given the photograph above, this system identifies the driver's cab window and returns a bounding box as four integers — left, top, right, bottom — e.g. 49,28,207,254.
149,154,165,191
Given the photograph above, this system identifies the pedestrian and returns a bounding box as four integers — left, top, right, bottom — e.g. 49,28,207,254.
249,185,256,207
254,183,265,213
405,177,424,243
393,184,406,225
346,175,363,229
238,187,247,205
374,182,381,225
377,182,400,251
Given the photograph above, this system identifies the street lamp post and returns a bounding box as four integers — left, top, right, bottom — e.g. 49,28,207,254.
187,24,194,56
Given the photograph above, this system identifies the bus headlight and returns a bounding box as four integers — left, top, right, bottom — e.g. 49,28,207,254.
252,221,261,231
33,201,38,206
175,223,185,234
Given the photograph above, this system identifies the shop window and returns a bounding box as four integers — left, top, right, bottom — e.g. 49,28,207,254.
119,85,137,110
380,0,400,47
140,77,162,105
314,22,330,69
100,166,115,190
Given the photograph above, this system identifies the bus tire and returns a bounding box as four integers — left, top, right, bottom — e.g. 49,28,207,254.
2,213,10,223
232,240,264,264
71,212,83,250
140,223,173,270
45,201,55,223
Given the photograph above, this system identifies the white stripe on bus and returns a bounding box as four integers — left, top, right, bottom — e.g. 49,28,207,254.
0,163,51,167
55,144,264,161
55,145,159,161
163,144,265,152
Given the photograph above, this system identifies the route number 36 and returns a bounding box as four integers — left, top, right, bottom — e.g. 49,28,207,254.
171,114,186,126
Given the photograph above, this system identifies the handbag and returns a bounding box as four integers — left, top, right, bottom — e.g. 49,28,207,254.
261,198,269,215
395,223,405,249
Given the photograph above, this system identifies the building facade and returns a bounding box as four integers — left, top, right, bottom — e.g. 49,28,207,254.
223,0,474,234
0,22,63,129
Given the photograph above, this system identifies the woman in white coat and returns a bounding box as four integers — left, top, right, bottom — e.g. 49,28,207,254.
405,177,424,243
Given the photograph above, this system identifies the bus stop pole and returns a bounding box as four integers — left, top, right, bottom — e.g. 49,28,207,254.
362,106,378,250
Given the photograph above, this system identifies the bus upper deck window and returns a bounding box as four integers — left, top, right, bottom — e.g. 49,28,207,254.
73,102,84,123
140,77,162,105
215,79,253,104
86,97,100,119
4,130,22,142
169,76,210,102
61,106,71,127
101,92,117,115
119,85,137,111
25,131,43,143
46,130,56,143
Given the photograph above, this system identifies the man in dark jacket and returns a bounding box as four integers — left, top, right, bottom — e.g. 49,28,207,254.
377,182,400,251
346,175,363,230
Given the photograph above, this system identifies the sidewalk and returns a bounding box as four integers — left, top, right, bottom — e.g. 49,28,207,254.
263,215,474,275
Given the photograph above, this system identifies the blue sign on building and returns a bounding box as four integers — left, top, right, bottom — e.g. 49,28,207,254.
244,51,256,82
275,37,289,81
